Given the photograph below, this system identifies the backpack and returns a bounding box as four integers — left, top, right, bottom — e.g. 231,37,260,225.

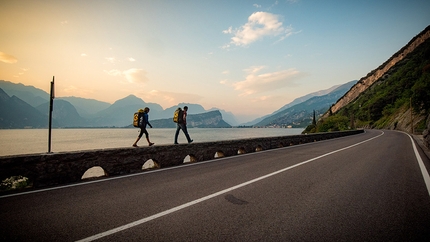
133,109,144,127
173,108,183,123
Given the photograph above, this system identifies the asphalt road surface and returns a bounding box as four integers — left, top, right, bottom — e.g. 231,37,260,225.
1,129,430,241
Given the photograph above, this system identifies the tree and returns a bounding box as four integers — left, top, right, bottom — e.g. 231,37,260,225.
312,110,316,126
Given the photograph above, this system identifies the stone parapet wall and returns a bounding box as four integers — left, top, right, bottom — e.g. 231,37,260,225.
0,130,363,189
423,114,430,149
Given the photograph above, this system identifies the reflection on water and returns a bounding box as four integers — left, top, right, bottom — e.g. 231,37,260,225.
0,128,304,156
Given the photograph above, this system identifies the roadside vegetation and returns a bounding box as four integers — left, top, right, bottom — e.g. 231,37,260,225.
0,175,31,191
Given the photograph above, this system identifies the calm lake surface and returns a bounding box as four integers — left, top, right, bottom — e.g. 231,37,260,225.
0,128,304,157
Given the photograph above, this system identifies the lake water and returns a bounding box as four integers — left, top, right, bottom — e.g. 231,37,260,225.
0,128,304,157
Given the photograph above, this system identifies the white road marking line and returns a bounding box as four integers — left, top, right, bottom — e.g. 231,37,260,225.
76,131,383,242
407,134,430,197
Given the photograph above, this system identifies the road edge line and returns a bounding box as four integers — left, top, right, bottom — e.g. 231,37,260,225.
407,134,430,197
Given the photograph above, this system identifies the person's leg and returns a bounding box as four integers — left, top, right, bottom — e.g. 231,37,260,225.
174,124,181,144
132,137,140,147
181,124,193,143
133,129,144,147
143,129,154,146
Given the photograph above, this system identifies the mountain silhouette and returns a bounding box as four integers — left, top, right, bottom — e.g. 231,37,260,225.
254,80,357,127
0,88,50,128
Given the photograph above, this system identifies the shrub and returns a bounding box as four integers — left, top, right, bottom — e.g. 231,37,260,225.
0,176,30,191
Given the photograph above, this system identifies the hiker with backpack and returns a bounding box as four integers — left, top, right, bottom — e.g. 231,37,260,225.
173,106,193,144
132,107,154,147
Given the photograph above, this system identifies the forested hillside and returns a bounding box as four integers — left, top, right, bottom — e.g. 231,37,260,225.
305,27,430,133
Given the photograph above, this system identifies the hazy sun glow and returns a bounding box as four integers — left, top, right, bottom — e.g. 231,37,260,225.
0,0,429,123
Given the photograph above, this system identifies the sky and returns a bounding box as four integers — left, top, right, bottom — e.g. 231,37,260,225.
1,0,429,123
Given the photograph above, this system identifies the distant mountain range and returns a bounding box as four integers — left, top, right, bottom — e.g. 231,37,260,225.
241,83,348,126
0,79,355,129
0,88,50,128
254,80,357,127
0,83,233,128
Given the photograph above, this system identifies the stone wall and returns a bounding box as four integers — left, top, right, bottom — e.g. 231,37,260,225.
0,130,363,189
423,114,430,149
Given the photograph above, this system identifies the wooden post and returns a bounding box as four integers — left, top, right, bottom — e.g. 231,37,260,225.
48,76,55,153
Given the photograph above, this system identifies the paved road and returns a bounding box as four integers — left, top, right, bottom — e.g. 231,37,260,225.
1,130,430,241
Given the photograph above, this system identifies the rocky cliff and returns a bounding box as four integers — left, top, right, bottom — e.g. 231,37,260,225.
325,25,430,117
149,110,231,128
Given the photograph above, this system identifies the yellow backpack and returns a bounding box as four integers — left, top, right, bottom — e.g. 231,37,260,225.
173,108,183,123
133,109,144,127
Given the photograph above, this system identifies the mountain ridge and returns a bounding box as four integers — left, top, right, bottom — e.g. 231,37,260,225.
0,84,234,128
0,88,50,128
325,25,430,117
254,80,357,127
242,82,348,126
305,25,430,135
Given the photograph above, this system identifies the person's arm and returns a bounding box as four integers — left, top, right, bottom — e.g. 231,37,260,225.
146,114,152,128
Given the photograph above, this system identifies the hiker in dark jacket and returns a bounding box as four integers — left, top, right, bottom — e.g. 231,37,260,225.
133,107,154,147
174,106,193,144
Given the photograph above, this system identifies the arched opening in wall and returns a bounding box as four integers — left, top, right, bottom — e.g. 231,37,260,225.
237,147,246,155
0,175,32,191
255,145,263,152
214,151,225,158
142,159,160,170
82,166,107,180
184,154,197,163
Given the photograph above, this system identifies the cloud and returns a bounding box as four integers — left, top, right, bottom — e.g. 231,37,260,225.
253,4,261,8
128,58,136,62
257,95,270,101
104,69,122,76
123,68,148,84
223,12,294,47
103,68,148,84
249,94,290,105
0,52,18,63
232,66,303,96
106,57,115,63
222,26,233,34
81,53,87,57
